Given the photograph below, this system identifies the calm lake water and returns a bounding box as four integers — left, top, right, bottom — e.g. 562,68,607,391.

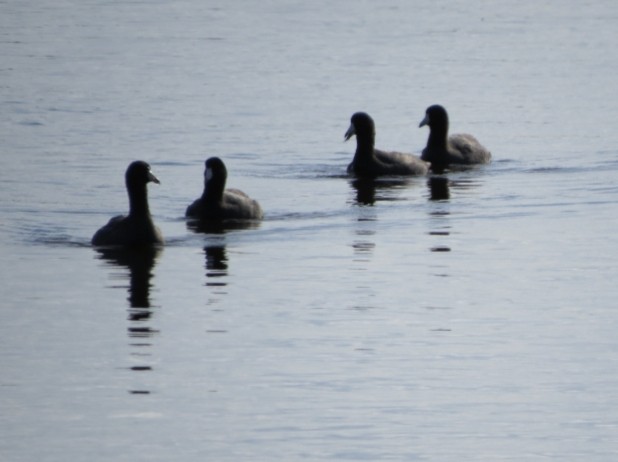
2,1,618,461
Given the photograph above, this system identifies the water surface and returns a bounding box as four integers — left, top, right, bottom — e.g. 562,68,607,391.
2,1,618,461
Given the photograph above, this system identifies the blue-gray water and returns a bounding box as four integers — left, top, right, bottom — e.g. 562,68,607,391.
2,1,618,461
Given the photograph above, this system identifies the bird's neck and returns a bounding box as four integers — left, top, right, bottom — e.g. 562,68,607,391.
128,183,150,217
202,177,225,204
428,124,449,150
353,133,376,161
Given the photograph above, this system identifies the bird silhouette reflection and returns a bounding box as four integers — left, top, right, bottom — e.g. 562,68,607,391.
349,177,412,206
427,176,450,201
204,244,228,286
95,246,160,311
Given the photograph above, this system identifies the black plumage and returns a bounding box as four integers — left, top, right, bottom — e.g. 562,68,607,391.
92,161,163,247
419,105,491,172
186,157,263,221
345,112,429,177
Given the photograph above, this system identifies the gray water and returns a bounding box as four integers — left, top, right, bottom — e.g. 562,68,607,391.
2,1,618,460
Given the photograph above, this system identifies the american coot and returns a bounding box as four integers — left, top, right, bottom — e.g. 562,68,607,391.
92,161,164,247
186,157,264,220
419,104,491,171
345,112,429,177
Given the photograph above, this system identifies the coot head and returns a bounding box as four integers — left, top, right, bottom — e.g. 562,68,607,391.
126,160,160,188
204,156,227,185
419,104,449,130
345,112,375,141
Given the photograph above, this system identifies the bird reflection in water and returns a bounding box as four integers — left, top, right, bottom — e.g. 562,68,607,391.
427,176,450,201
95,246,160,311
186,219,256,305
427,174,484,201
349,177,412,206
204,244,228,288
95,246,161,394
